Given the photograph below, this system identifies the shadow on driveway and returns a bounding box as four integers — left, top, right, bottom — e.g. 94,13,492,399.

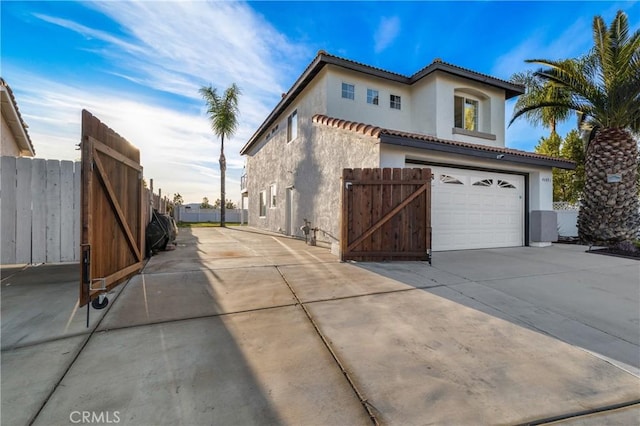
3,229,639,425
354,245,640,374
1,227,369,426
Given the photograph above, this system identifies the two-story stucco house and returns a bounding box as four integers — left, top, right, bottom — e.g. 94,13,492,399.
240,51,573,255
1,78,35,157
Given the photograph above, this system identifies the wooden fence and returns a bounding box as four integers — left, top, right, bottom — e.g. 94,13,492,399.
0,155,167,265
1,157,81,264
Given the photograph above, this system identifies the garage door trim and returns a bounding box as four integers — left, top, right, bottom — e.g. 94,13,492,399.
406,159,529,247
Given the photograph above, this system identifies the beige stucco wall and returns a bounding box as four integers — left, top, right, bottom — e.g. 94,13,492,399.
243,64,528,250
245,70,380,248
409,73,438,136
1,115,21,157
324,67,507,149
325,65,412,131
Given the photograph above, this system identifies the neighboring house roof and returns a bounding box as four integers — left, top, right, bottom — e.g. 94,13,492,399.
1,78,35,157
313,114,576,170
240,51,525,155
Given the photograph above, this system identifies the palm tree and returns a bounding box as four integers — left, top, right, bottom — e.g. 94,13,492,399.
510,10,640,245
510,70,571,136
200,83,241,227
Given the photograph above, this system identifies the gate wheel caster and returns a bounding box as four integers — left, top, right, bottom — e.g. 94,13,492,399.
91,294,109,310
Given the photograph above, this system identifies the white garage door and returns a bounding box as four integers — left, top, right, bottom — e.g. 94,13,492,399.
430,166,524,251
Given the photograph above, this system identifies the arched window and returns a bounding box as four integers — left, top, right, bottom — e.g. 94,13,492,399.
454,88,490,134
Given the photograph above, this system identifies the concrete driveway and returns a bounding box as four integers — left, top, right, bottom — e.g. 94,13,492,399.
2,227,639,425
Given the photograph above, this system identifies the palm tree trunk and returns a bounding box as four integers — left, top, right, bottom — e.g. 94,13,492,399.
578,127,640,244
220,134,226,227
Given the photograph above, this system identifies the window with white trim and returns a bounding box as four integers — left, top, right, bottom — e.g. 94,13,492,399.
367,88,379,105
287,110,298,142
390,94,401,110
454,95,479,131
440,175,463,185
498,179,516,189
473,179,493,187
341,82,355,100
269,183,277,208
259,191,267,217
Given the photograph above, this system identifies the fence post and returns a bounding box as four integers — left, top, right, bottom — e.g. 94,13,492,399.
60,160,75,262
45,160,62,263
1,157,17,264
15,158,32,263
31,159,47,263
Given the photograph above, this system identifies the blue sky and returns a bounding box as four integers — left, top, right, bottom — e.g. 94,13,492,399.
2,1,638,204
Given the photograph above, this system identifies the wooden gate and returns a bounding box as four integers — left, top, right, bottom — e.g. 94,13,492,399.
80,110,144,307
341,168,431,262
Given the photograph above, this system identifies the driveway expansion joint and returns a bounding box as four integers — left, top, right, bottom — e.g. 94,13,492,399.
27,274,131,426
518,399,640,425
275,266,380,426
96,301,301,333
1,331,93,352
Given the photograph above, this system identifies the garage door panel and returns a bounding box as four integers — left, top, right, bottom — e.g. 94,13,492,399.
451,193,467,205
430,166,524,251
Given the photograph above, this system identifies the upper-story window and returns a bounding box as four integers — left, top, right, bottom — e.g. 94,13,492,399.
367,88,379,105
287,110,298,142
454,95,479,131
390,94,401,110
341,83,355,100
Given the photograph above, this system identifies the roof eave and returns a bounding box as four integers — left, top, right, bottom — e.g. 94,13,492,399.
0,85,35,156
240,53,412,155
411,63,524,99
240,54,326,155
241,53,526,155
379,134,575,170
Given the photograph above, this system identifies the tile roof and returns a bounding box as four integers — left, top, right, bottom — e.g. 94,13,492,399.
317,50,410,81
312,114,575,169
319,51,523,95
410,58,521,91
1,77,35,156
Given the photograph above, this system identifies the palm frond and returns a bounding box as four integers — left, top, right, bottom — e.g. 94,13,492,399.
200,83,242,141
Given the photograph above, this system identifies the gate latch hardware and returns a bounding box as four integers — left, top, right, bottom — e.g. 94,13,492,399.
345,182,352,189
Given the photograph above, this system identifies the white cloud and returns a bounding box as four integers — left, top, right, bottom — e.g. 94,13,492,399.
374,16,401,53
84,1,307,101
15,72,230,204
33,13,145,56
18,1,312,205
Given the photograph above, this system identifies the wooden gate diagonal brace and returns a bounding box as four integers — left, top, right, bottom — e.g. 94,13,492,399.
92,149,143,262
347,182,429,252
90,136,143,172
